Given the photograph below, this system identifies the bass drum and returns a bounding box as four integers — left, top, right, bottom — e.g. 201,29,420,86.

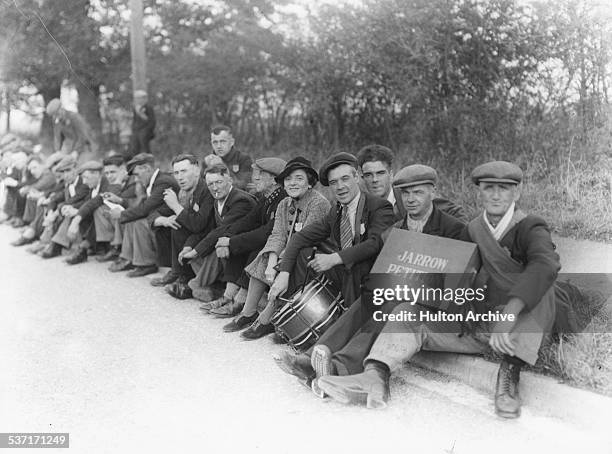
272,275,346,352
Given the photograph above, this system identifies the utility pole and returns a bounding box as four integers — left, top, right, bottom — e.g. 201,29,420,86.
129,0,147,92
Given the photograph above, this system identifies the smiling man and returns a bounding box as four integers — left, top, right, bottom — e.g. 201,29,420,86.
269,152,395,309
316,161,569,419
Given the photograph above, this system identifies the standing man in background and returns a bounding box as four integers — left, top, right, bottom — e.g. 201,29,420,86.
46,99,98,157
128,90,156,158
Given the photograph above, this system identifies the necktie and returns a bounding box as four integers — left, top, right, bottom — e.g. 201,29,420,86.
340,205,352,250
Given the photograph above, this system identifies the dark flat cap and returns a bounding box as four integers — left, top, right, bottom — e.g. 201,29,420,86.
252,157,287,177
471,161,523,185
55,155,77,172
103,155,126,167
319,152,358,186
393,164,437,188
275,157,318,184
127,153,155,168
78,160,103,174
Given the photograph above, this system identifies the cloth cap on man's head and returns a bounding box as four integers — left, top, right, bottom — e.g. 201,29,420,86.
134,90,148,98
471,161,523,185
46,99,62,116
252,157,287,177
393,165,438,188
127,153,155,169
103,155,126,167
78,160,103,174
275,157,319,184
319,152,358,186
55,155,77,172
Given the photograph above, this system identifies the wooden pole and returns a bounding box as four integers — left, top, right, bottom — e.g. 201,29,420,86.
129,0,146,92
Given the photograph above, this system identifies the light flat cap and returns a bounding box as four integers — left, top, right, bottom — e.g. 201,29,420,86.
319,152,358,186
46,98,62,116
127,152,155,168
55,155,77,171
471,161,523,185
78,160,103,174
252,157,287,177
393,164,438,188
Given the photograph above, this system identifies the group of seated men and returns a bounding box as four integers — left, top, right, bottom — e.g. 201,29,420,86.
1,124,578,419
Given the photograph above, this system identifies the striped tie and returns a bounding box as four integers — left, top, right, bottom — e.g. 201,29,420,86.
340,205,353,250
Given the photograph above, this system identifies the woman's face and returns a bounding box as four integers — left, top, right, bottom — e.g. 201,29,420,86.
284,169,310,199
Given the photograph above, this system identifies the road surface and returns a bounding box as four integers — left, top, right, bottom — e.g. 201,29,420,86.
0,225,610,454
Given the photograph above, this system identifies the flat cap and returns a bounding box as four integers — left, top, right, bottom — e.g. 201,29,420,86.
319,152,358,186
55,155,77,172
393,164,438,188
127,152,155,168
46,98,62,116
103,155,126,167
78,160,103,174
134,89,148,98
252,157,287,177
471,161,523,185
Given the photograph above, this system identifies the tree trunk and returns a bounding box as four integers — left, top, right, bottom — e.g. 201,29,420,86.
76,83,102,142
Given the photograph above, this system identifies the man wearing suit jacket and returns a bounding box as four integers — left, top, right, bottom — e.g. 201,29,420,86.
109,153,179,277
58,161,115,265
268,152,396,308
179,164,256,301
40,155,90,259
147,154,215,296
356,144,467,222
275,165,466,395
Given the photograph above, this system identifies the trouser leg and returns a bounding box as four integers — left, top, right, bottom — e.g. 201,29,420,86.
130,218,158,266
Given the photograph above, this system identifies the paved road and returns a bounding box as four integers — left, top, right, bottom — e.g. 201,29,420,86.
1,225,610,454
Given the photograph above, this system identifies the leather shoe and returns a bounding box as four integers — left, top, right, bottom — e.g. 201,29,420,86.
97,246,120,262
317,361,390,409
494,358,522,418
65,248,88,265
199,295,231,312
222,313,258,332
193,286,223,303
11,236,35,247
109,258,134,272
272,351,315,380
166,281,193,300
11,218,25,228
126,264,158,278
27,242,46,254
240,320,275,340
151,270,179,287
210,301,243,318
41,242,62,259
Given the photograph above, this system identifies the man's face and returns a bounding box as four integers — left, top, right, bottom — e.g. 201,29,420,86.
28,160,44,179
205,172,232,200
252,168,276,194
210,131,235,158
400,184,435,219
328,164,360,205
60,167,77,185
81,170,102,189
104,164,127,185
173,159,200,191
361,160,393,198
478,182,520,219
133,163,154,185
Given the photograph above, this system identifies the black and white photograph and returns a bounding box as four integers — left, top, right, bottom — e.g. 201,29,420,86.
0,0,611,452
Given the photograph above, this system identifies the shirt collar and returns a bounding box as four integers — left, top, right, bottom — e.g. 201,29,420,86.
146,168,160,197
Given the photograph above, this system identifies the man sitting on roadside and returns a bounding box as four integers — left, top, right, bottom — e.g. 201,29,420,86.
108,153,179,277
315,161,569,419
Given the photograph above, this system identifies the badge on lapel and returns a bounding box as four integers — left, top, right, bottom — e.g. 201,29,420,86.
232,164,240,173
295,222,303,232
359,223,366,235
193,203,200,212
